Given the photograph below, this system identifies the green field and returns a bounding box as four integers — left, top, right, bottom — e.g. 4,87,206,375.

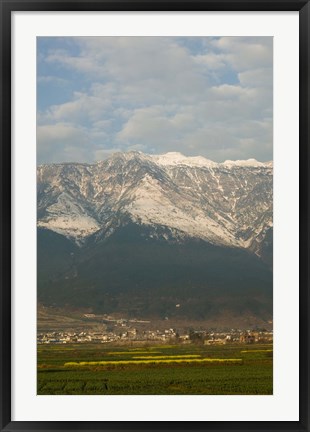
37,343,273,395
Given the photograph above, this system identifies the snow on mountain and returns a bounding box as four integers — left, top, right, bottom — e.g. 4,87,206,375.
37,151,273,255
123,172,241,247
37,192,100,243
222,158,265,168
151,152,217,168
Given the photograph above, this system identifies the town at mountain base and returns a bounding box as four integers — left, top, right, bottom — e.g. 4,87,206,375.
37,151,273,326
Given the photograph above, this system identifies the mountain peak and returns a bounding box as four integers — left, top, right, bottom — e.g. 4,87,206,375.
150,152,217,167
37,150,273,256
101,151,271,169
37,150,273,323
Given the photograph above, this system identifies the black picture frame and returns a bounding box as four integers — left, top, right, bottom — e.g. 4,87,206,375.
1,1,309,431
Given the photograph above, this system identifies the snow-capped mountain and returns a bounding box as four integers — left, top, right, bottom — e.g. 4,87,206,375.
37,151,273,257
37,151,273,323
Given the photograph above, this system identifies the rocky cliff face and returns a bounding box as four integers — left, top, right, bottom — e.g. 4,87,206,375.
37,151,272,257
37,152,273,323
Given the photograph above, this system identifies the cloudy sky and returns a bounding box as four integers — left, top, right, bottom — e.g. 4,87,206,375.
37,36,273,164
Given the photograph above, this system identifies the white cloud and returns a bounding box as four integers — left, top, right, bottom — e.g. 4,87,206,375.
238,67,273,87
37,123,92,163
38,36,273,163
210,37,273,71
40,90,112,124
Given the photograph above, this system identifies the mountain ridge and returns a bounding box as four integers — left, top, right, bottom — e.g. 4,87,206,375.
37,151,273,257
37,151,273,323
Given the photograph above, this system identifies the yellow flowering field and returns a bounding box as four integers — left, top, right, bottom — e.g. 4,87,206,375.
64,358,243,367
132,354,201,359
107,351,162,355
